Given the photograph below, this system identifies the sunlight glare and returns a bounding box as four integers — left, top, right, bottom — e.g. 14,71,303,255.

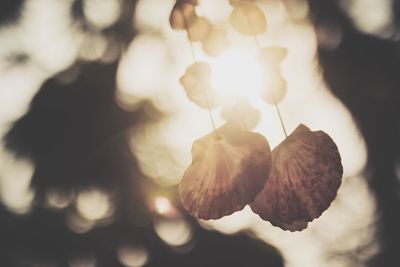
0,152,34,214
75,189,113,221
212,50,263,99
117,246,149,267
154,196,172,215
46,189,73,209
69,255,96,267
83,0,121,29
66,211,95,234
154,217,193,247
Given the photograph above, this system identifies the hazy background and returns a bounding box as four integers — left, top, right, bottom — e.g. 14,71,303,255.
0,0,399,266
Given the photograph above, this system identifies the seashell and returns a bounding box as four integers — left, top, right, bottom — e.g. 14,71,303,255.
177,0,198,5
229,2,267,36
229,0,257,6
187,17,212,42
180,62,220,108
258,46,288,65
179,124,272,219
221,99,261,130
202,28,230,57
250,124,343,231
261,66,287,105
169,2,197,30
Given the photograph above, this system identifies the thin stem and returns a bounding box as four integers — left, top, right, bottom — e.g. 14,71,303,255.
247,15,288,138
182,9,197,62
187,35,197,62
275,104,288,138
253,34,261,50
182,9,216,132
207,100,217,131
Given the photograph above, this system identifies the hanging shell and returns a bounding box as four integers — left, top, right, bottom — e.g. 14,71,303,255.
177,0,198,5
250,124,343,231
261,67,287,105
202,28,230,57
258,46,288,65
221,99,261,131
187,17,212,42
229,0,257,6
179,124,272,219
229,2,267,36
180,62,220,108
169,2,197,30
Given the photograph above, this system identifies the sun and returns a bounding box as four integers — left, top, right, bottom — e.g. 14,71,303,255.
211,49,264,99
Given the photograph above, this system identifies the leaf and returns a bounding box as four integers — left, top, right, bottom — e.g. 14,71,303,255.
179,124,272,219
229,2,267,36
179,62,220,108
250,124,343,231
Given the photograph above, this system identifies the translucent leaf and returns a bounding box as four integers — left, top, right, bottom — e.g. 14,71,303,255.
179,124,272,219
202,28,230,57
229,2,267,35
250,124,343,231
179,62,220,108
169,2,197,30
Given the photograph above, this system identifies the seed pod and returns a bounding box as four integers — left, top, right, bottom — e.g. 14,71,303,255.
259,46,288,65
250,124,343,231
180,62,219,108
202,28,230,57
179,124,272,219
169,2,197,30
229,2,267,35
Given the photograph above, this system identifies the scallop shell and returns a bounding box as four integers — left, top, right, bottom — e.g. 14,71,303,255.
229,2,267,36
177,0,198,5
261,66,287,105
221,99,261,131
179,62,219,108
169,2,197,30
258,46,288,65
250,124,343,231
229,0,257,6
202,28,230,57
187,17,212,42
179,124,272,219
